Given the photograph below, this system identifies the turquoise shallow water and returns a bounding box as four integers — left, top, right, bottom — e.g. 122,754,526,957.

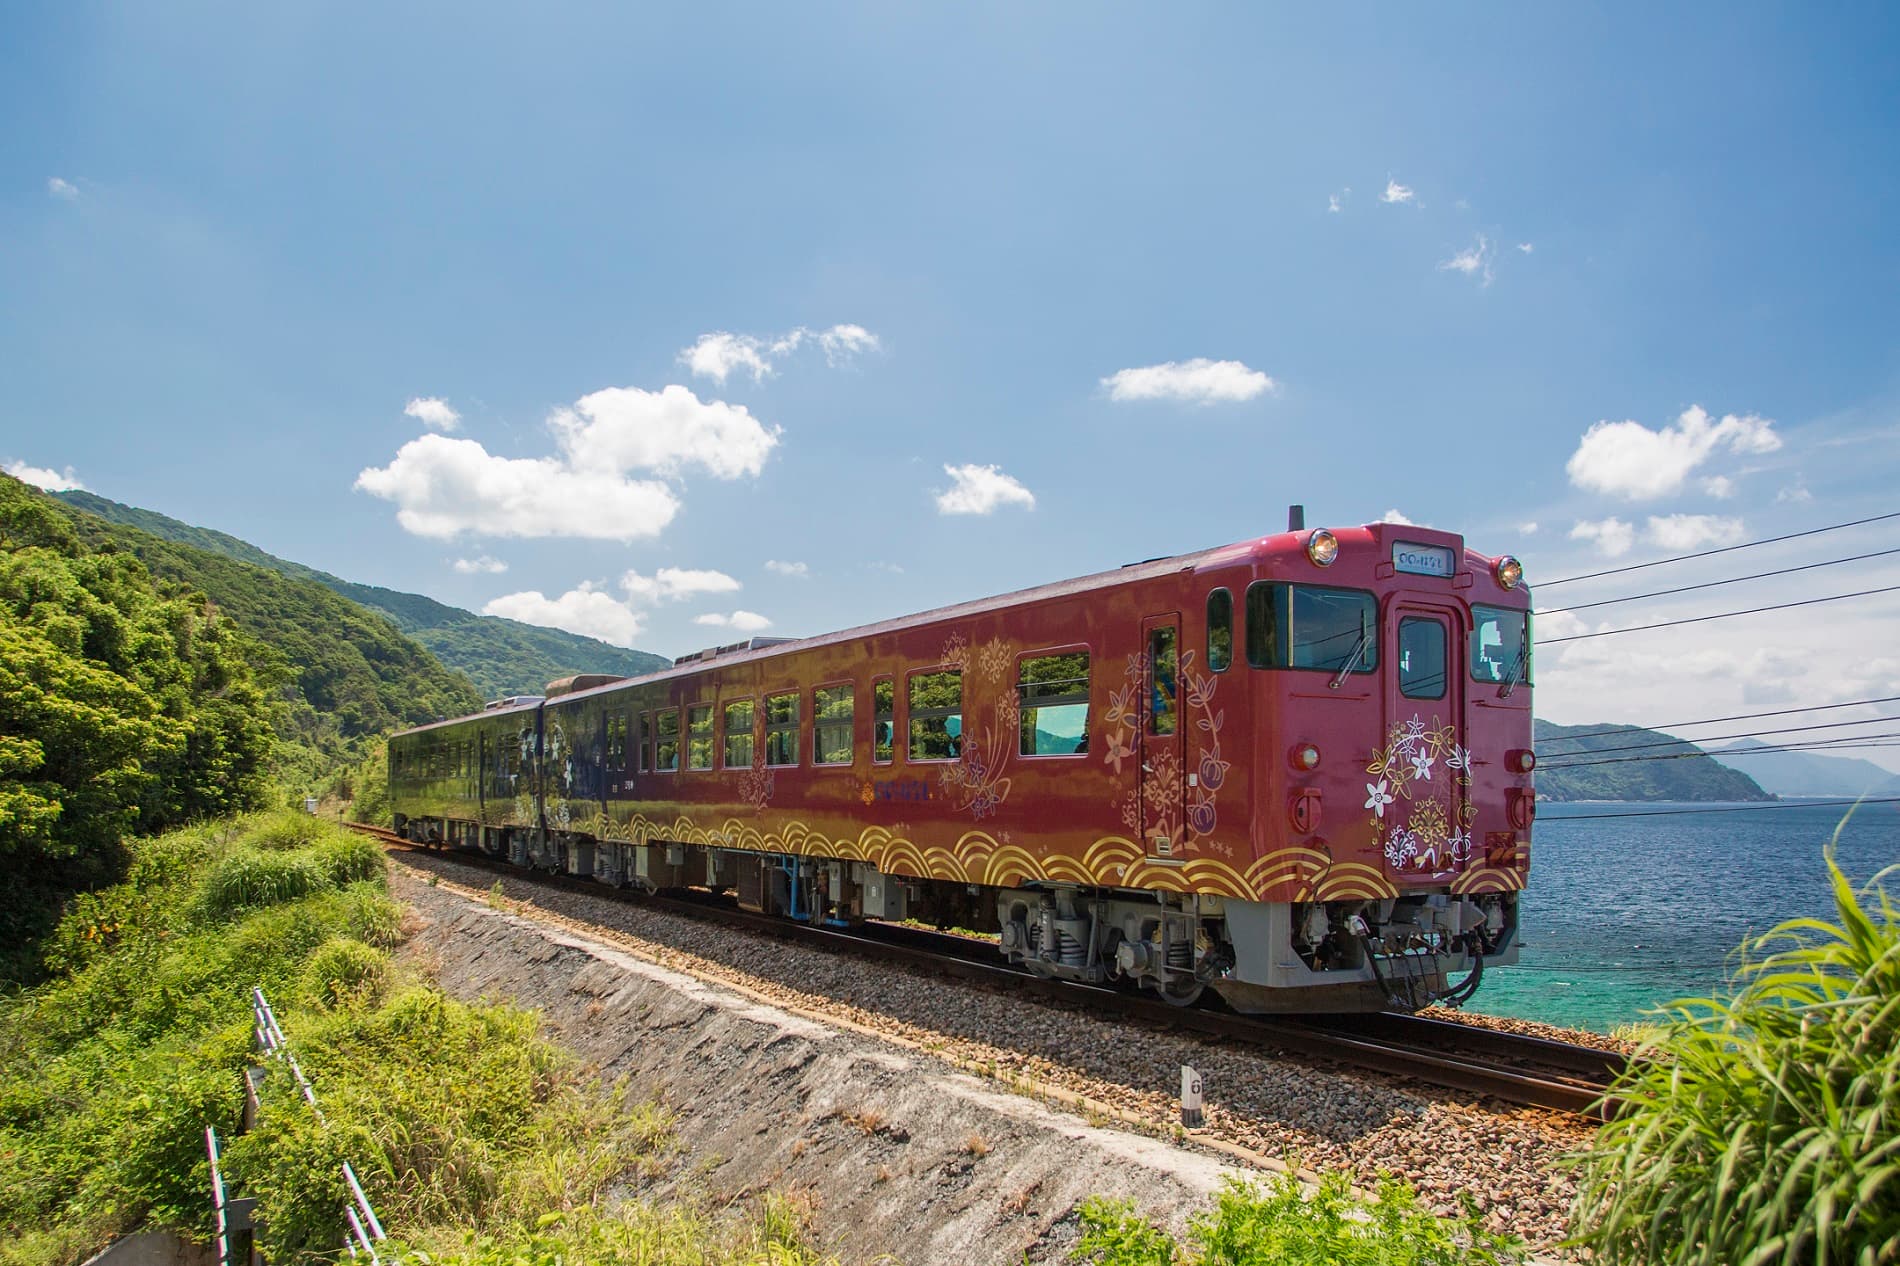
1466,799,1900,1033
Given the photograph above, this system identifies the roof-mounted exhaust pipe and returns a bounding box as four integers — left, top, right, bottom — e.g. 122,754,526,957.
1288,504,1305,532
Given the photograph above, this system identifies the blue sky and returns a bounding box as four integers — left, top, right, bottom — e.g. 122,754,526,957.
5,4,1899,764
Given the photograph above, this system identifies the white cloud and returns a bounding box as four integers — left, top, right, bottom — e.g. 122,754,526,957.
5,460,87,492
1517,521,1540,535
1565,405,1782,500
1777,482,1813,504
1570,517,1636,557
483,583,646,647
620,566,741,603
1380,178,1415,205
679,324,881,384
452,555,508,574
1438,234,1495,286
765,559,809,578
868,561,905,574
1516,242,1534,254
1379,508,1415,525
355,435,680,541
1328,187,1349,213
1700,475,1735,499
1101,358,1276,405
47,177,78,200
549,385,779,481
694,610,773,633
935,464,1036,516
404,396,461,432
1645,513,1745,551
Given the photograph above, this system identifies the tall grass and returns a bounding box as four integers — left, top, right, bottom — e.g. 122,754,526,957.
1569,843,1900,1265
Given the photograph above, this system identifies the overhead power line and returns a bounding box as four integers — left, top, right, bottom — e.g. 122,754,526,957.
1540,732,1900,771
1540,584,1900,644
1538,714,1900,760
1535,547,1900,616
1537,695,1900,745
1544,797,1900,821
1537,510,1900,588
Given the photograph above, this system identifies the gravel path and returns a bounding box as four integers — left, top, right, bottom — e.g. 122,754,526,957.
390,849,1595,1251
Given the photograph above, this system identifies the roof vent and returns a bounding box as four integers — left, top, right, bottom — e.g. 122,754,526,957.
543,674,628,699
672,636,797,666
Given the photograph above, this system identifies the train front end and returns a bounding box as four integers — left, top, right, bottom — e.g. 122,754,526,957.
1211,520,1533,1013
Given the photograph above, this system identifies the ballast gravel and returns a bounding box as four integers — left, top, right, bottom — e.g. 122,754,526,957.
389,849,1596,1252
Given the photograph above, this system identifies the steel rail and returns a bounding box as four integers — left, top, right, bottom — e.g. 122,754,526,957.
355,824,1621,1118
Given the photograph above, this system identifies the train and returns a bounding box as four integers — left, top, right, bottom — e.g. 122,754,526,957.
388,509,1534,1013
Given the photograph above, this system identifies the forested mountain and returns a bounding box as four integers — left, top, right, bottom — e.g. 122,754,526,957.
1534,719,1775,802
1,474,284,976
56,491,670,697
1710,738,1900,798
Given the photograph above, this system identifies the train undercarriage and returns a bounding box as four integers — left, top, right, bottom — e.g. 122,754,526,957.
394,814,1518,1014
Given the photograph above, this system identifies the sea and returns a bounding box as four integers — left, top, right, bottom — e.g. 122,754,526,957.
1468,799,1900,1033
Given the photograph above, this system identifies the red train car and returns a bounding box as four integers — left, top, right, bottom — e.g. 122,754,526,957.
390,514,1533,1012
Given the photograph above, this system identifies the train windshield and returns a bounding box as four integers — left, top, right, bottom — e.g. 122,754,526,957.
1471,605,1531,685
1244,583,1379,675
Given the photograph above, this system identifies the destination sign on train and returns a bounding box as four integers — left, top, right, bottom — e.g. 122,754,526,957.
1393,542,1456,577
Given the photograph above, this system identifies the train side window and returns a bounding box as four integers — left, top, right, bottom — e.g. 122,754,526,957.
873,677,895,763
655,709,680,771
1398,618,1448,700
637,713,650,772
1245,582,1379,675
605,715,625,768
908,670,962,761
765,692,799,766
1147,628,1178,736
724,699,756,769
1206,588,1233,672
813,684,854,765
1019,652,1089,756
687,706,714,769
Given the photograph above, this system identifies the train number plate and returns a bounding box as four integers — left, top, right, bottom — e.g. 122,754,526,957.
1392,542,1455,577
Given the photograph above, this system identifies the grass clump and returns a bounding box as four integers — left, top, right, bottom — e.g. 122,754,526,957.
1072,1172,1522,1266
194,846,330,920
1568,846,1900,1265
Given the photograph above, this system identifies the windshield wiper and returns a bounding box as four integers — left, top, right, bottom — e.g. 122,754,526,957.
1499,648,1527,698
1329,627,1371,690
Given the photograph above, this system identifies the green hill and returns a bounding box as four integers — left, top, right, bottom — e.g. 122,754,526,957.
1534,719,1775,802
46,492,482,786
56,490,671,698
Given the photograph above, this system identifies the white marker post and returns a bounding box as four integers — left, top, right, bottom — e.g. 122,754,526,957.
1180,1065,1204,1129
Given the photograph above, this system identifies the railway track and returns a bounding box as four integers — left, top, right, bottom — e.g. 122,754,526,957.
350,823,1625,1120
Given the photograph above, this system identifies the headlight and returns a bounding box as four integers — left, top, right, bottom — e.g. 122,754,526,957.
1495,555,1523,589
1306,529,1339,567
1289,742,1322,771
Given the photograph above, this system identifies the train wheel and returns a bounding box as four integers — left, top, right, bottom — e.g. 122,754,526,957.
1151,976,1204,1007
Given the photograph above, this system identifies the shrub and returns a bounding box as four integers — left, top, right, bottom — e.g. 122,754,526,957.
194,848,330,920
1568,848,1900,1265
1071,1173,1522,1266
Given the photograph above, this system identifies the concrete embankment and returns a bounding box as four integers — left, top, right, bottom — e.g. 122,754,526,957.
392,868,1246,1265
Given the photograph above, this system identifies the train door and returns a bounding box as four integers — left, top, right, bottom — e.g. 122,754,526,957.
1381,601,1471,879
1139,614,1185,858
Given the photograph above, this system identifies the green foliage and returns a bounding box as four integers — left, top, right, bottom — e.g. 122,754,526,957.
1533,718,1774,802
1568,844,1900,1265
0,815,379,1262
0,476,280,981
1072,1173,1522,1266
313,832,385,886
0,811,832,1266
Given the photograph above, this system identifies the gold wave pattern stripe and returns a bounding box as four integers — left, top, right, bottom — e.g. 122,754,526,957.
548,810,1535,901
